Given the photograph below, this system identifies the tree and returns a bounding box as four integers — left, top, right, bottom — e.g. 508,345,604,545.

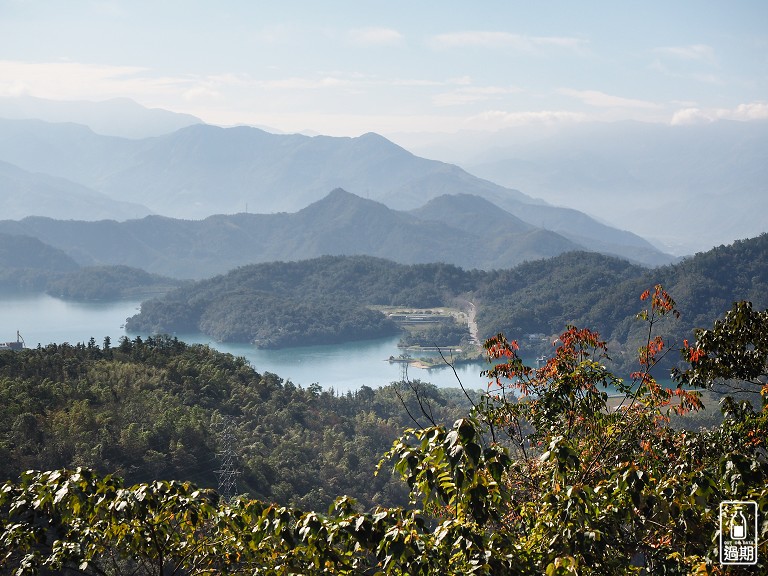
675,300,768,396
1,288,767,574
382,287,767,573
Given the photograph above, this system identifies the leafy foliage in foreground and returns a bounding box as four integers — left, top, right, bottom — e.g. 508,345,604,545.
2,289,767,574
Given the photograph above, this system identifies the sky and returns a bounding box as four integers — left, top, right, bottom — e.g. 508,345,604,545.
1,0,767,137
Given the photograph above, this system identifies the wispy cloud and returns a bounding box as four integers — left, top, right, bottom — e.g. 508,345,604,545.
347,27,404,47
671,101,768,125
649,44,720,85
559,89,661,109
259,76,354,90
0,60,382,104
182,85,222,102
650,59,721,84
466,109,586,128
654,44,716,63
428,31,586,51
0,60,181,100
433,86,521,107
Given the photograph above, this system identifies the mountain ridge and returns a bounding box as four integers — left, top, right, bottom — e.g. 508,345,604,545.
0,95,203,139
0,117,666,264
0,190,603,279
402,119,768,255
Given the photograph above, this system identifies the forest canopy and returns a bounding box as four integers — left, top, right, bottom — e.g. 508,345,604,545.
126,235,768,368
1,288,767,574
0,335,472,511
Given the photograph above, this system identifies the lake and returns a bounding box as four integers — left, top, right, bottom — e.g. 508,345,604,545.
0,294,491,393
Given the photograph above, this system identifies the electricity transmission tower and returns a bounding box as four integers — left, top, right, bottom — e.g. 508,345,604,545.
214,418,241,502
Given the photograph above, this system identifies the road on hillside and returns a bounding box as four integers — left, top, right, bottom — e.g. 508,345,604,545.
456,298,480,344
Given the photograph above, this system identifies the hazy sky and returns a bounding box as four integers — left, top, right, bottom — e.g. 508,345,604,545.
1,0,767,136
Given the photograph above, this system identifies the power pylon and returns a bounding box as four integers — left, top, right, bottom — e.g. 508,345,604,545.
214,418,241,502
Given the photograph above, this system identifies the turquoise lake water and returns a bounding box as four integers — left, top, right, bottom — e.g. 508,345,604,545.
0,294,490,393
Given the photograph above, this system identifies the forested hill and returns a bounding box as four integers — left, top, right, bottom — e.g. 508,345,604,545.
0,233,78,272
126,256,481,348
476,234,768,370
126,234,768,363
0,233,183,299
0,235,181,301
0,336,470,509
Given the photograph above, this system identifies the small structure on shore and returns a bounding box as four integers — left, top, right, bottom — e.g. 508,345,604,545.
0,331,25,351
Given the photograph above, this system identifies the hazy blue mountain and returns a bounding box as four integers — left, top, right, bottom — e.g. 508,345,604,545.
0,95,202,138
0,233,79,272
0,232,80,294
0,119,135,185
409,193,586,264
0,190,619,279
0,118,667,264
401,120,768,255
0,231,182,298
413,193,670,267
0,160,152,221
85,126,536,216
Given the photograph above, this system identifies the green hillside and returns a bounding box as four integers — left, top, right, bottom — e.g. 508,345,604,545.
1,286,766,573
126,234,768,375
0,335,471,511
0,232,182,299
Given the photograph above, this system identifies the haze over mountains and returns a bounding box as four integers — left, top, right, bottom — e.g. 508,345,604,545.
403,120,768,255
0,100,670,269
0,190,659,279
0,95,201,139
0,97,765,266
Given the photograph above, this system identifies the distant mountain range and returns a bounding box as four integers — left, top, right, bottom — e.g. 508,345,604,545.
2,97,765,258
0,113,670,267
0,159,151,221
0,190,672,279
0,95,202,139
401,119,768,255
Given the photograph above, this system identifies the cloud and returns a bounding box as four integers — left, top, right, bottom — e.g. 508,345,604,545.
448,76,473,86
347,27,404,47
259,76,354,90
649,59,721,84
671,101,768,125
0,79,30,97
428,31,586,51
182,85,222,102
432,86,521,107
0,59,185,101
466,109,586,128
733,102,768,120
560,89,661,109
654,44,716,63
670,108,709,125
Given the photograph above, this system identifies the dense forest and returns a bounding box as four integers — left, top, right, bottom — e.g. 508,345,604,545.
0,336,473,511
127,234,768,372
1,290,766,574
126,257,481,348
